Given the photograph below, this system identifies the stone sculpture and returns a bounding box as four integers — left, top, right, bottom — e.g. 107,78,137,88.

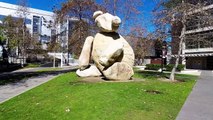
76,11,135,80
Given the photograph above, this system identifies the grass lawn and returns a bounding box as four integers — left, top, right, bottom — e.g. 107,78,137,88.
0,71,198,120
24,63,40,68
37,67,62,72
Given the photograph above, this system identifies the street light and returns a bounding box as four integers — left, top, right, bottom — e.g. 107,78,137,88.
161,41,167,73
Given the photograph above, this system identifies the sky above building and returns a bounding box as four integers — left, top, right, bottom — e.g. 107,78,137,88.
0,0,156,33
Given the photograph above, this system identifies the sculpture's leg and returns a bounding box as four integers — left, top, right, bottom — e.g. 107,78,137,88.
102,62,134,80
76,65,102,77
79,36,94,70
99,41,124,68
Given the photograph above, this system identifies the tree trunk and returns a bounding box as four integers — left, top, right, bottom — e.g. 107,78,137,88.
21,23,25,67
53,51,56,68
170,10,186,81
170,0,186,81
169,35,184,80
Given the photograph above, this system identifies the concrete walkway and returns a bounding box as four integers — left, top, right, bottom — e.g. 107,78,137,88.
0,66,77,104
0,74,58,104
176,70,213,120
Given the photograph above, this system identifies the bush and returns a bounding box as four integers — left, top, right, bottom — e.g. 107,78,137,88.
165,64,185,71
177,64,185,71
145,64,161,70
145,64,185,71
165,64,174,71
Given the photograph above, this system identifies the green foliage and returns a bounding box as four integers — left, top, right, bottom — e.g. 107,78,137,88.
145,64,162,70
165,64,185,71
177,64,185,71
0,24,7,46
146,64,185,71
24,63,40,68
37,68,62,72
0,72,197,120
3,16,18,49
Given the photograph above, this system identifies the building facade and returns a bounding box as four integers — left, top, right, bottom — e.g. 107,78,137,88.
0,2,55,44
172,1,213,70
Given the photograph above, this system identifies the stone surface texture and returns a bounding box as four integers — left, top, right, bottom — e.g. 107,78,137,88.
78,36,94,69
76,11,135,80
94,11,121,32
76,65,102,77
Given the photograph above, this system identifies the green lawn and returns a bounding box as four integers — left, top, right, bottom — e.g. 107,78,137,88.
24,63,40,68
37,67,62,72
0,71,197,120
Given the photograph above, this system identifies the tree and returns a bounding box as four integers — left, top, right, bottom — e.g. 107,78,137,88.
47,34,60,68
2,16,19,54
127,26,154,65
154,0,211,80
99,0,143,34
16,0,30,66
0,24,6,47
0,24,7,63
54,0,101,57
154,38,163,58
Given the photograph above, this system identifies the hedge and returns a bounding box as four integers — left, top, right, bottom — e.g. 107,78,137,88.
165,64,185,71
145,64,161,70
145,64,185,71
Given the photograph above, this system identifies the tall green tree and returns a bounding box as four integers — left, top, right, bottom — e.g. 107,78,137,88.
2,16,19,53
0,24,6,47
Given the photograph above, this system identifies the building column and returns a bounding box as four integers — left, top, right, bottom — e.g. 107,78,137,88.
182,41,186,69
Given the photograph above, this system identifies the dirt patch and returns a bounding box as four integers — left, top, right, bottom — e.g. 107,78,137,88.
145,90,163,94
79,77,145,83
158,78,180,83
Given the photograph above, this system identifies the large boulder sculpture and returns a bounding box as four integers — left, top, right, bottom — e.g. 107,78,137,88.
76,11,135,80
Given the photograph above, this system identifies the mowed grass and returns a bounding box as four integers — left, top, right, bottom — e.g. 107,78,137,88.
0,71,198,120
36,67,62,72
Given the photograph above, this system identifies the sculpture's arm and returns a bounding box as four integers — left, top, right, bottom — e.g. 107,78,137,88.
79,36,94,70
99,42,124,68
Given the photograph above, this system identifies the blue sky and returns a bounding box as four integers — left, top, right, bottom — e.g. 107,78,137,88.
0,0,62,11
0,0,156,33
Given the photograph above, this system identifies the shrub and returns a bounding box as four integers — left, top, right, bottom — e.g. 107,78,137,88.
165,64,174,71
165,64,185,71
177,64,185,71
145,64,161,70
145,64,185,71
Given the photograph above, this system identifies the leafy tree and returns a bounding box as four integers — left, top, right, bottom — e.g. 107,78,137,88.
2,16,19,54
0,25,6,46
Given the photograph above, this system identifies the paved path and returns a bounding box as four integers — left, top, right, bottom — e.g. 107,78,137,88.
0,66,77,104
176,70,213,120
0,74,58,103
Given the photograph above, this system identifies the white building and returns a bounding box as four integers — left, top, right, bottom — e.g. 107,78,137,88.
0,2,80,66
0,2,55,44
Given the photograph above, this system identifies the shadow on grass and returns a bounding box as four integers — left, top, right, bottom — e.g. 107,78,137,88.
0,63,23,73
0,68,77,85
135,70,197,82
135,70,169,78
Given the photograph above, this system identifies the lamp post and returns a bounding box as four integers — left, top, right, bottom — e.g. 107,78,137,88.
161,41,167,73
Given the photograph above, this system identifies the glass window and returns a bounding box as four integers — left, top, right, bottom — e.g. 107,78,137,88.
33,16,40,34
